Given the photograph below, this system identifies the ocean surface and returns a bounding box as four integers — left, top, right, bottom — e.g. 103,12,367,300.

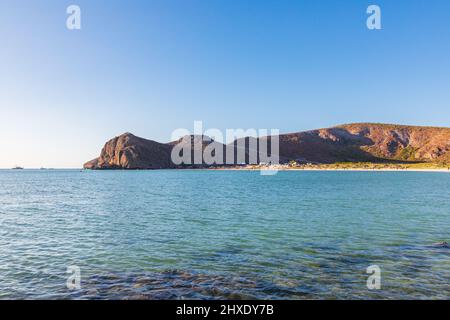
0,169,449,300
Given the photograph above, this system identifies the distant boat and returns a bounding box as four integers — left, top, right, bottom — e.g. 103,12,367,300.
12,166,24,170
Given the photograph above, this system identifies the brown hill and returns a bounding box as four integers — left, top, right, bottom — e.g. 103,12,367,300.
84,123,450,169
84,133,174,169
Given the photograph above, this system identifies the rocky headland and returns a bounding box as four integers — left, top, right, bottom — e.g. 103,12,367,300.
84,123,450,169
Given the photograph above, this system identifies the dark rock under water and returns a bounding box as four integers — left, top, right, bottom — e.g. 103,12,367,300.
68,270,304,300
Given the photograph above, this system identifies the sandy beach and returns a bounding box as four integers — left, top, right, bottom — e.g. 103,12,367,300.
210,166,450,173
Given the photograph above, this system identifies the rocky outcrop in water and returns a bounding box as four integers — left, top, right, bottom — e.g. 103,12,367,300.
84,123,450,169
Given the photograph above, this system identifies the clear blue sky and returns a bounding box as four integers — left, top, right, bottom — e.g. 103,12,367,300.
1,0,450,168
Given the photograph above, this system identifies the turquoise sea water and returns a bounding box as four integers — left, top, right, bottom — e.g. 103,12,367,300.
0,169,448,299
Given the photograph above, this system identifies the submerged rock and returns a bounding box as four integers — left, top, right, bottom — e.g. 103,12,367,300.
72,269,298,300
433,241,449,248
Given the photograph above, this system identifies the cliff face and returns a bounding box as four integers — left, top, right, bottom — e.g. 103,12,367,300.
84,123,450,169
343,123,450,161
277,123,450,163
84,133,174,169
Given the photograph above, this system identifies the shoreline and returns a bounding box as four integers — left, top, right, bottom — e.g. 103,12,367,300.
208,165,450,173
210,168,450,173
5,166,450,173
